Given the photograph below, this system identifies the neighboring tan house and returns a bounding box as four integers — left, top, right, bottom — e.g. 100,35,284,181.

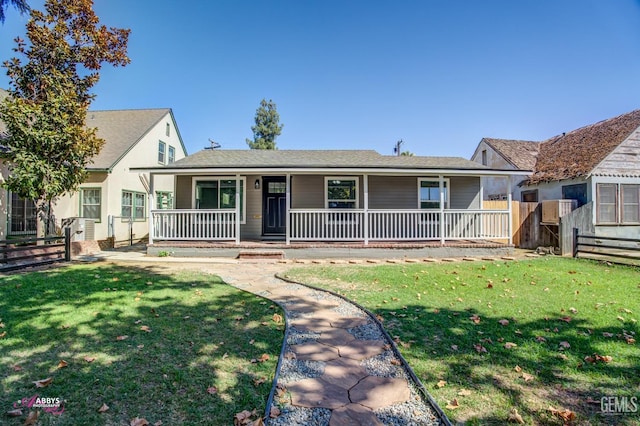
470,138,538,201
472,109,640,239
1,104,187,245
133,149,523,250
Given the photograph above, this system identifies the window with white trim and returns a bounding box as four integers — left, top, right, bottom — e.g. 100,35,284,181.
80,188,101,221
156,191,174,209
621,184,640,224
418,178,448,209
158,141,166,164
194,178,245,222
122,190,146,220
168,145,176,164
597,183,618,224
325,177,358,209
9,193,37,235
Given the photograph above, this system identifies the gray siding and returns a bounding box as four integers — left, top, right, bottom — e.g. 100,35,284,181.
242,174,262,239
450,176,480,209
175,175,192,209
291,175,325,208
593,129,640,176
368,176,416,209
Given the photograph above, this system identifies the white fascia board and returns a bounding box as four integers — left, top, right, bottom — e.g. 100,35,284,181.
131,166,531,177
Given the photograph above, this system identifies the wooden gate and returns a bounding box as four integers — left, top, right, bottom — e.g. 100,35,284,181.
483,201,550,248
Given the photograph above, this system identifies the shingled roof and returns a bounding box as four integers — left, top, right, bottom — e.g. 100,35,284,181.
526,109,640,184
481,138,539,170
167,149,494,171
86,109,172,170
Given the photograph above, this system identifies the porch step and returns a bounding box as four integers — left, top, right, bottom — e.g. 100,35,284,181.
237,250,285,260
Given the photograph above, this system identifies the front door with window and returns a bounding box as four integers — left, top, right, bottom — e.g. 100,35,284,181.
263,177,286,235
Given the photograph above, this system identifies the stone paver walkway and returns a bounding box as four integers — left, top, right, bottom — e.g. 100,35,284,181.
93,254,466,424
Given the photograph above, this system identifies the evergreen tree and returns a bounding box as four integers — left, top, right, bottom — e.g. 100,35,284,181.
246,99,283,150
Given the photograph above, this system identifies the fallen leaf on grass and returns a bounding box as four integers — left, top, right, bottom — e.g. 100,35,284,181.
253,377,266,386
251,354,270,364
474,344,487,354
536,336,547,342
508,408,525,424
469,314,481,324
504,342,518,349
559,341,571,350
458,389,472,396
0,331,6,338
548,406,576,422
450,344,458,351
584,354,612,364
436,380,447,388
130,417,150,426
522,372,535,382
560,316,572,323
445,399,460,410
207,386,218,394
272,313,283,324
222,353,229,360
602,332,614,337
116,335,129,341
514,365,522,373
98,403,109,413
33,377,53,388
57,360,68,369
12,364,22,371
84,356,96,363
24,411,39,425
6,408,22,417
140,326,152,332
498,319,510,326
234,409,258,425
270,406,281,418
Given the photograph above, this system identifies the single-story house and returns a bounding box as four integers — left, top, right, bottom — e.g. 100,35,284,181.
471,109,640,240
134,150,525,250
1,103,188,245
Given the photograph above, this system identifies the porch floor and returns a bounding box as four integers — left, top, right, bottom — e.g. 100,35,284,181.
147,239,513,259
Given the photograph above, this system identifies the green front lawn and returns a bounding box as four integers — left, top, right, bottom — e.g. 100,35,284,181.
0,264,284,425
283,257,640,425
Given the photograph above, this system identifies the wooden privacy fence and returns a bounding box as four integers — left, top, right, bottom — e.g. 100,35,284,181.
0,228,71,272
573,231,640,266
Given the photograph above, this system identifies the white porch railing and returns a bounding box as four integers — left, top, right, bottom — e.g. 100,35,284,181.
151,210,237,241
150,209,510,243
290,209,510,242
289,209,365,241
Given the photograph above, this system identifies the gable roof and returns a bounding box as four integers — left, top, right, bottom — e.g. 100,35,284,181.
165,149,495,171
527,109,640,184
86,108,173,170
479,138,539,170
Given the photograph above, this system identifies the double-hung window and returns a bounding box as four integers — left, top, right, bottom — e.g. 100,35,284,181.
596,184,617,224
326,177,358,208
122,191,146,220
81,188,101,221
158,141,166,164
9,193,37,235
168,146,176,164
194,178,245,222
621,184,640,224
419,178,448,209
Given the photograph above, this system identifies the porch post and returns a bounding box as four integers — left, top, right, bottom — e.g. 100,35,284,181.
235,174,241,244
148,173,155,245
285,173,291,245
507,177,513,246
363,174,369,245
439,175,445,246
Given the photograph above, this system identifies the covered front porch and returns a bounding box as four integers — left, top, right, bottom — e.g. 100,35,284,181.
146,171,515,247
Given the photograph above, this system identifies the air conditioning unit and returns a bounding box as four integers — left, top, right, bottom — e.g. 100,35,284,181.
541,200,578,225
61,217,96,241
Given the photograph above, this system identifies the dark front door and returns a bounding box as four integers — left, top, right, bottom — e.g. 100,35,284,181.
263,177,286,235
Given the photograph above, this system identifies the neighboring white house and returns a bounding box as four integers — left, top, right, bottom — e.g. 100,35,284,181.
470,138,538,201
1,103,187,245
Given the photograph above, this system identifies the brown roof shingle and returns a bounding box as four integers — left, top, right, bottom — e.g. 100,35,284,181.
527,109,640,184
481,138,539,170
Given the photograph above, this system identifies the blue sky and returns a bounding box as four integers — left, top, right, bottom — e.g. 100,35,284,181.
1,0,640,158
